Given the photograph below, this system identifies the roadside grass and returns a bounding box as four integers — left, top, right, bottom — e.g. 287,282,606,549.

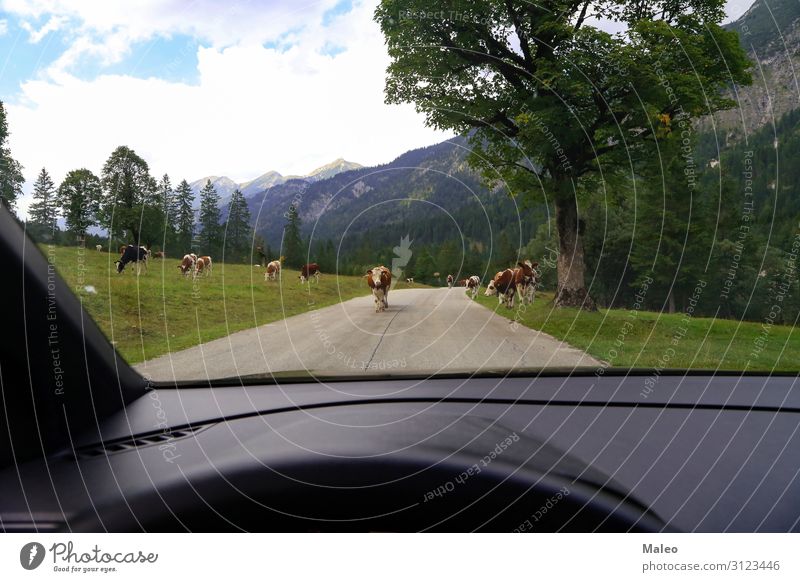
474,291,800,372
44,245,375,364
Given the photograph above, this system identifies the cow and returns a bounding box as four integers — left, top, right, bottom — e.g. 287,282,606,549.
115,245,149,275
195,256,212,278
265,260,281,281
465,275,481,299
177,254,195,277
299,263,320,284
153,251,166,259
485,269,516,307
406,277,414,284
515,260,539,305
446,274,454,288
95,244,102,252
366,266,392,313
456,278,468,287
118,244,128,255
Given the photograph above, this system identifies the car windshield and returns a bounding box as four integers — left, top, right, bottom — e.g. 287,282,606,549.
5,0,799,383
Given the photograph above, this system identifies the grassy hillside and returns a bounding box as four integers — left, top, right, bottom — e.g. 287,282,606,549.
44,245,373,364
475,291,800,373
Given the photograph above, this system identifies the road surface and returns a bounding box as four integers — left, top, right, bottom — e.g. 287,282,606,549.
134,288,600,381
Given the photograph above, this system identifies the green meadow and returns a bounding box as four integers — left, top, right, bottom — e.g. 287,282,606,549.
44,244,374,364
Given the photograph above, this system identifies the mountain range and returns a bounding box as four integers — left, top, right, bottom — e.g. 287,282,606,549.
189,158,363,207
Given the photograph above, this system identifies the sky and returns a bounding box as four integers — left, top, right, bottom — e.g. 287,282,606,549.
0,0,757,217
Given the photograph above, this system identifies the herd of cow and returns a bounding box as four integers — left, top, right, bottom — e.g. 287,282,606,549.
111,244,539,314
362,259,540,313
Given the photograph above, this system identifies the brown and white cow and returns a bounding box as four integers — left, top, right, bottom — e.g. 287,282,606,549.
515,260,539,305
366,266,392,313
153,250,166,259
178,254,195,277
264,260,281,281
299,263,320,284
485,269,516,307
446,274,454,288
95,244,102,252
456,278,468,287
194,256,212,278
465,275,481,299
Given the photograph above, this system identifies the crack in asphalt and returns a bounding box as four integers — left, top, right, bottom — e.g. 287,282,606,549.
364,290,419,369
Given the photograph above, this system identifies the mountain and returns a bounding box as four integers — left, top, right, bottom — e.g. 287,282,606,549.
188,159,362,208
189,176,239,206
248,136,538,263
305,158,363,182
709,0,800,141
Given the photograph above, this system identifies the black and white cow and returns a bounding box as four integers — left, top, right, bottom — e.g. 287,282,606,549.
115,245,149,274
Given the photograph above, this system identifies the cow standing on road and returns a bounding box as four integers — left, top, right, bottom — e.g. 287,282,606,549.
465,275,481,299
299,263,320,284
366,266,392,313
115,245,149,275
515,260,539,305
446,274,454,288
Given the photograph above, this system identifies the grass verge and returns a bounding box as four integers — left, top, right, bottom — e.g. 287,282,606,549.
474,291,800,372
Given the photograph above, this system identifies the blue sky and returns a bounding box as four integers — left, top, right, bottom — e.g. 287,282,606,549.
0,0,759,216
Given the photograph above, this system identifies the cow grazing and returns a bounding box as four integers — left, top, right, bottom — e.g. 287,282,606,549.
178,254,195,277
466,275,481,299
95,244,102,252
153,251,165,259
195,256,212,278
265,260,281,281
446,274,454,288
118,244,128,255
485,269,516,307
115,245,149,275
366,266,392,313
299,263,320,284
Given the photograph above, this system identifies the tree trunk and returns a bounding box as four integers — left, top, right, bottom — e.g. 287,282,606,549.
554,193,596,310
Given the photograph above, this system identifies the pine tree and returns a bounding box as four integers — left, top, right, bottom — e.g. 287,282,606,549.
28,168,59,232
57,169,101,236
198,179,222,255
283,204,304,268
224,189,252,263
158,174,176,230
174,179,195,251
0,101,24,211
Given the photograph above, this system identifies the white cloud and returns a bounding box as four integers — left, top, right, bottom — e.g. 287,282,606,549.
7,0,450,218
20,14,67,43
0,19,7,36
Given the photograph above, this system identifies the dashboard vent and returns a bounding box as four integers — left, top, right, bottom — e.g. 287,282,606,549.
71,424,211,460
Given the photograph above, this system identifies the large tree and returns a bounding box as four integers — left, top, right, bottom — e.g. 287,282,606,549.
224,189,253,263
57,169,101,236
198,179,222,255
174,179,195,251
0,101,24,211
99,145,154,243
28,168,59,232
375,0,751,309
283,204,304,268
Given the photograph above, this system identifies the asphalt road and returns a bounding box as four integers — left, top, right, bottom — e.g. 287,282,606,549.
134,287,600,382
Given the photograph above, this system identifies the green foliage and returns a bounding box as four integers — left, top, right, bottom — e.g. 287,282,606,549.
99,145,155,243
283,204,304,268
57,169,101,236
28,168,59,236
0,101,24,211
223,189,252,263
173,179,195,252
198,179,222,256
